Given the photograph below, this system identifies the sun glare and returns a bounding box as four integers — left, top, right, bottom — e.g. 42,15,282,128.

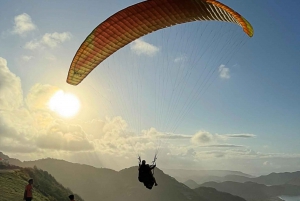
49,90,80,118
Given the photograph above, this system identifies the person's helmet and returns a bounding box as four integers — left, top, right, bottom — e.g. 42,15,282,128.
142,160,146,164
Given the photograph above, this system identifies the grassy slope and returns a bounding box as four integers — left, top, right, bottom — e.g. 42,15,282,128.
0,170,50,201
0,165,84,201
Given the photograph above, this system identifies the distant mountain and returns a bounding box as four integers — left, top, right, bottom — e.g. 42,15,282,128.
181,171,300,187
184,179,199,189
253,172,300,186
222,172,300,186
287,177,300,186
194,187,247,201
0,164,84,201
162,168,253,183
222,174,252,183
9,157,247,201
200,181,300,201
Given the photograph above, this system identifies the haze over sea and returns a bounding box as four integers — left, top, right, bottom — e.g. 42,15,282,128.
280,196,300,201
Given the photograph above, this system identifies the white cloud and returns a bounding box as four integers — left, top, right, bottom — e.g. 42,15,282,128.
191,131,215,145
21,55,33,61
41,32,72,48
174,55,187,63
218,64,230,79
25,83,59,111
0,57,23,110
24,40,40,50
24,32,72,50
141,128,191,140
190,131,255,147
36,120,94,151
12,13,36,36
130,39,159,56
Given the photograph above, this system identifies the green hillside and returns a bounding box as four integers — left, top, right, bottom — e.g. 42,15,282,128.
0,164,84,201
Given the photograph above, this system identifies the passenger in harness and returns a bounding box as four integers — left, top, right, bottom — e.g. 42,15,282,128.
138,158,158,189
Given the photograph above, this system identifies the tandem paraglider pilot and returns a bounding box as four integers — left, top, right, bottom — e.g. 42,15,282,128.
138,158,158,189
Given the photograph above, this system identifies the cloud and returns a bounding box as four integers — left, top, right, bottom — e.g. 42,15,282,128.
0,117,19,139
12,13,37,36
200,144,245,148
25,83,59,111
224,134,256,138
190,131,252,148
21,55,33,61
36,120,94,151
263,161,273,166
41,32,72,48
142,128,191,140
218,64,230,79
0,57,23,110
191,131,214,145
130,39,159,56
159,133,191,140
24,40,40,50
174,55,187,63
24,32,72,50
0,140,38,153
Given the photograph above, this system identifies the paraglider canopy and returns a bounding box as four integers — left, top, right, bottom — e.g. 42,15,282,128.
66,0,253,86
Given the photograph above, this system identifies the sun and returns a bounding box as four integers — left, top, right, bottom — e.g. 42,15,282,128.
48,90,80,118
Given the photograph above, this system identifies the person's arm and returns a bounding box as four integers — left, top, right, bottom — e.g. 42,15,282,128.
149,164,156,170
138,156,141,166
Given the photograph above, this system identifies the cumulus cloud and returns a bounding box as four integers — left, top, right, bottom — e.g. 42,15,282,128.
191,131,214,145
12,13,37,36
24,32,72,50
130,39,159,56
25,83,59,111
36,120,94,151
24,40,40,50
0,57,23,110
41,32,72,48
219,64,230,79
0,117,19,139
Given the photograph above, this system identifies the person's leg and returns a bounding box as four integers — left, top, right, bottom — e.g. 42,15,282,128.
152,175,158,186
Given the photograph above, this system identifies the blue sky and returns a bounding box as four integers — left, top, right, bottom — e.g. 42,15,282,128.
0,0,299,175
